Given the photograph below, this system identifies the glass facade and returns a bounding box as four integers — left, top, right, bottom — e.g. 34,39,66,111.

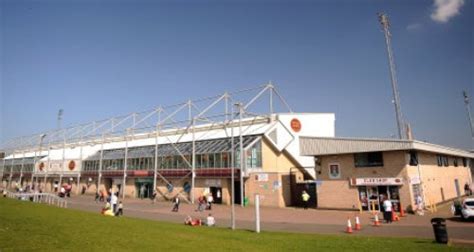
82,136,263,172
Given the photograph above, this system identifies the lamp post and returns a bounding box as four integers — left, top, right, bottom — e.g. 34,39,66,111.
234,102,244,207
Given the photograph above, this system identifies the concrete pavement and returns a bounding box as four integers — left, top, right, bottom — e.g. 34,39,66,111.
63,195,474,241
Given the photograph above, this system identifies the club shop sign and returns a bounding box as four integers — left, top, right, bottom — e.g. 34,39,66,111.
350,177,403,186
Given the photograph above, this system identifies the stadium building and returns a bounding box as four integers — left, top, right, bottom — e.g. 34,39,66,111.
1,84,473,211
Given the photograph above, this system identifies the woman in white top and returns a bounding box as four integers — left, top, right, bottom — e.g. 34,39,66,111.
382,197,392,223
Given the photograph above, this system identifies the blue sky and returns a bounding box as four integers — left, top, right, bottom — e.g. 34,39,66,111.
0,0,473,149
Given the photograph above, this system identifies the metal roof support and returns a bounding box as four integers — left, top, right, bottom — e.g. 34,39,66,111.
243,84,271,111
269,82,274,114
272,86,293,113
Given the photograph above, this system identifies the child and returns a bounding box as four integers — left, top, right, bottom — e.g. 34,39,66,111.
172,196,180,212
206,213,215,226
116,201,123,217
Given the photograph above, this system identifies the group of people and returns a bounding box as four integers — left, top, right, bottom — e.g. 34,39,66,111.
95,189,117,203
171,193,216,227
99,190,124,217
195,194,214,212
184,213,215,227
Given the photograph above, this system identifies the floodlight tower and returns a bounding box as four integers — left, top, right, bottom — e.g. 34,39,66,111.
57,109,64,129
378,12,405,139
463,90,474,140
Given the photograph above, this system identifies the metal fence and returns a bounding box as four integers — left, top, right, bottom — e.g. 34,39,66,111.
5,191,68,208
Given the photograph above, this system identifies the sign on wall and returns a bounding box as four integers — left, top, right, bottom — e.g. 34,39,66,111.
204,179,221,187
255,173,268,182
409,176,421,185
290,118,301,133
350,177,403,186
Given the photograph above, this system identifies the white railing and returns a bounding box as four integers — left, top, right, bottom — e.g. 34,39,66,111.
5,191,68,208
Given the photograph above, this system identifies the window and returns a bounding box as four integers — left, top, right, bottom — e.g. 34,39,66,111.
245,140,262,168
443,156,449,167
328,163,341,179
453,158,458,167
354,152,384,167
222,153,229,168
208,153,215,168
409,151,418,166
436,155,443,167
462,158,467,167
437,155,449,167
215,153,222,168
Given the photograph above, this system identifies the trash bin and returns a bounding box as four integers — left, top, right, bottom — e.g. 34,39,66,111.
431,218,448,244
243,197,249,207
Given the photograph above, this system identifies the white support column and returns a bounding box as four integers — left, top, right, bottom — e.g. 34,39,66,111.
191,118,196,204
255,194,260,233
9,153,14,189
188,100,196,204
46,139,51,191
61,129,66,190
20,152,25,187
97,134,105,194
122,130,129,199
230,104,236,230
153,110,161,195
238,103,244,207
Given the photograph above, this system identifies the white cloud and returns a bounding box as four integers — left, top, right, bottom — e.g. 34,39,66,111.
406,23,423,31
431,0,465,23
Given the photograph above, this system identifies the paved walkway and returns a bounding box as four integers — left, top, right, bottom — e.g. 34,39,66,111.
66,195,474,240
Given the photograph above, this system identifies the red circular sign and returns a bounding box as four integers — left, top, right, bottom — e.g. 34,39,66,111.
68,161,76,171
290,118,301,132
39,162,45,171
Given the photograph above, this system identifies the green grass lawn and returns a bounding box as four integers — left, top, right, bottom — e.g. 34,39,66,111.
0,198,467,251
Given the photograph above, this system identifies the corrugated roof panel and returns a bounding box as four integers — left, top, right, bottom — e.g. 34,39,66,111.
85,135,260,160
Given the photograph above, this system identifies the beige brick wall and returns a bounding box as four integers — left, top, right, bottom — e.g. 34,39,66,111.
317,151,407,210
406,151,472,206
317,150,472,210
245,138,301,207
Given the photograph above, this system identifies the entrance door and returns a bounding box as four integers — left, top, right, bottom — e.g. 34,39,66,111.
136,182,153,199
233,181,241,204
210,187,222,204
367,186,380,211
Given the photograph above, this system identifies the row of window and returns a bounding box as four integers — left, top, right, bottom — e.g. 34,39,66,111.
2,164,34,173
354,152,384,167
83,141,263,172
436,155,468,167
354,151,471,168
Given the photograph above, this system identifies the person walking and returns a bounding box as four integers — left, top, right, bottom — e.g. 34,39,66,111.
110,192,118,213
382,196,393,223
115,201,123,217
172,196,180,212
416,194,425,216
151,190,157,204
206,193,214,210
301,190,310,209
